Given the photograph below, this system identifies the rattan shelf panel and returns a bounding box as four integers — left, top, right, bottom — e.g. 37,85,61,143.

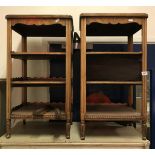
85,104,141,121
11,102,66,119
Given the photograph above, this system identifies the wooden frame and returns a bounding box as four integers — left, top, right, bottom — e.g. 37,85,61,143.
80,13,148,140
6,15,73,139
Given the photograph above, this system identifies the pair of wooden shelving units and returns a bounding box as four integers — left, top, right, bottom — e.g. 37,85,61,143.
6,13,148,140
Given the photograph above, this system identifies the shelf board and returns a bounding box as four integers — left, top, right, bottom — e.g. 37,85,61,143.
86,81,142,85
12,77,66,87
86,51,142,55
85,104,142,121
11,102,66,119
11,52,66,59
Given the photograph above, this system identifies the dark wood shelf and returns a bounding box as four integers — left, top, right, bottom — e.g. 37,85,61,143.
11,52,66,59
86,51,142,55
85,104,142,121
11,102,66,119
12,77,66,87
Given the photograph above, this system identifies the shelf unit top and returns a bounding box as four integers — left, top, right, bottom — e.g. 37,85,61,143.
80,13,148,36
80,13,148,18
6,14,73,19
6,14,73,37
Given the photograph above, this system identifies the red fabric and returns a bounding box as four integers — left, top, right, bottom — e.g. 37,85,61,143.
86,93,111,104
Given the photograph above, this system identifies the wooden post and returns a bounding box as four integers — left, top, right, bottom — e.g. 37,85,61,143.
128,35,134,108
80,17,86,140
65,19,72,139
6,19,12,138
141,19,147,140
22,36,27,125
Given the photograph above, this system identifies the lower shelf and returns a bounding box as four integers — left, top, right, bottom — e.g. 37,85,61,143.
11,102,66,120
85,104,142,121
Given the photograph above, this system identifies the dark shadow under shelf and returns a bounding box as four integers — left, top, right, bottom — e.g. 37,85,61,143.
11,23,66,37
86,22,142,36
11,102,66,119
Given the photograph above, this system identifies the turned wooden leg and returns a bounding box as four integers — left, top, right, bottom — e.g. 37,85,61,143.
142,121,147,140
133,122,136,128
23,119,26,125
66,121,71,139
80,121,85,140
70,113,73,125
6,119,11,139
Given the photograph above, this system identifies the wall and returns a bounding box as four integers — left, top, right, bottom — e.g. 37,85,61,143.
0,6,154,103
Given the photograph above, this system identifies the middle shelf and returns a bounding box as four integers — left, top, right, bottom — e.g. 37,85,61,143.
12,77,66,87
11,51,66,60
86,51,142,55
86,81,142,85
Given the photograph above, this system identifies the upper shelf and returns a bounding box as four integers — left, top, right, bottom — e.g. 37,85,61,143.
11,52,66,59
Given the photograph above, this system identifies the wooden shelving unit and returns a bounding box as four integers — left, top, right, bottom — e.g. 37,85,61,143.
80,13,148,140
6,15,73,139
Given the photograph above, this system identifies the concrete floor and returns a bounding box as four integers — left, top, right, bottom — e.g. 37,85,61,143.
0,121,150,148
